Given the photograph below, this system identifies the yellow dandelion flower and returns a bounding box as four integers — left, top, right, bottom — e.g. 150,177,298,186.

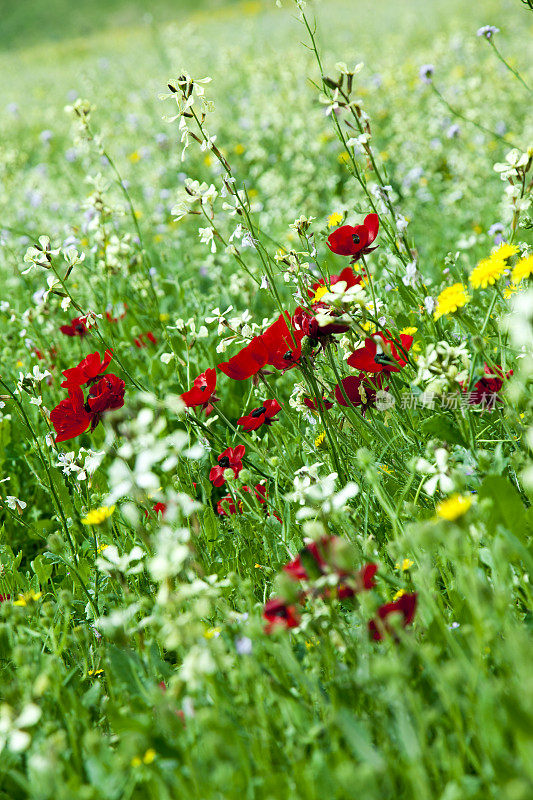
327,212,343,228
395,558,414,572
16,360,23,367
315,431,327,448
159,312,169,322
128,151,141,163
472,224,483,235
434,283,470,320
81,505,115,525
234,143,245,155
143,749,156,764
503,284,519,299
393,589,406,602
436,494,472,521
203,153,213,167
469,257,506,289
254,563,263,569
491,242,519,262
13,590,42,606
380,464,394,476
511,254,533,285
131,756,142,768
338,151,350,164
400,326,418,337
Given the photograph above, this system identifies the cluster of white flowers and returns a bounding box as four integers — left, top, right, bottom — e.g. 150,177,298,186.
414,341,471,395
286,464,359,520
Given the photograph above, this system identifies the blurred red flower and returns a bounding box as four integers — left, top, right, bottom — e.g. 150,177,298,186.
263,598,301,633
60,317,89,337
368,593,417,641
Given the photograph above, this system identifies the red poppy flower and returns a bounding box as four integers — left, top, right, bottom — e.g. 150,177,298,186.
181,368,218,414
468,363,512,408
134,332,157,348
209,445,245,487
263,598,301,633
347,332,413,374
303,396,334,412
335,374,384,412
368,593,417,641
87,374,126,415
338,563,378,599
308,266,363,298
237,399,281,432
50,386,94,443
61,350,113,388
217,337,269,380
60,316,89,337
327,213,379,259
261,312,304,371
0,594,10,602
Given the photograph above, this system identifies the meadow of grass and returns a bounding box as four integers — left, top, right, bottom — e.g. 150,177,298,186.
0,0,532,798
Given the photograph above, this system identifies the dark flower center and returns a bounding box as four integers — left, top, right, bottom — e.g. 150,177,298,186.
283,350,293,360
352,234,360,244
251,406,266,418
218,456,231,468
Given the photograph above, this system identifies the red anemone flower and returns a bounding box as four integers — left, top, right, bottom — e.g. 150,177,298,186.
308,266,363,298
263,598,301,633
209,445,245,487
347,332,413,374
335,374,384,412
217,337,269,381
60,317,89,337
87,374,126,416
181,368,219,416
50,386,94,443
368,593,417,641
237,399,281,432
468,363,512,408
61,350,113,388
261,312,304,371
327,213,379,259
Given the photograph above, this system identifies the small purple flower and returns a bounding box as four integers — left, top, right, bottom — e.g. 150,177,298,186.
446,124,461,139
419,64,434,84
477,25,499,40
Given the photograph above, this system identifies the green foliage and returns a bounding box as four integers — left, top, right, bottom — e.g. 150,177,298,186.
0,0,532,798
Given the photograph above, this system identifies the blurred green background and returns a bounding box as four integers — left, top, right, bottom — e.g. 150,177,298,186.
0,0,242,50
